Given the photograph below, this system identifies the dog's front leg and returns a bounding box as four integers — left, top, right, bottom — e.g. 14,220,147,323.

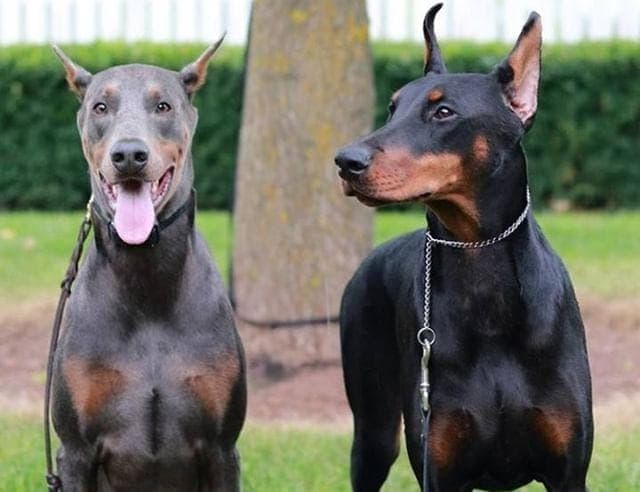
197,446,241,492
56,444,98,492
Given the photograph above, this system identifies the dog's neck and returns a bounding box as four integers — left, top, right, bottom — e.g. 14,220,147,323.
90,179,195,316
426,144,529,243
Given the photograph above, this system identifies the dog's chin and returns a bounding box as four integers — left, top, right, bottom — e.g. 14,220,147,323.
340,179,380,206
99,166,175,211
341,178,430,207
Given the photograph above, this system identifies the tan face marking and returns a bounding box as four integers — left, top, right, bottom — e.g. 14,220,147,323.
157,140,182,164
473,135,489,162
102,83,118,98
531,408,574,456
82,137,107,173
354,148,480,240
427,89,444,102
429,411,474,469
151,132,188,200
360,148,463,200
427,199,480,243
63,358,125,419
147,84,161,99
183,354,240,419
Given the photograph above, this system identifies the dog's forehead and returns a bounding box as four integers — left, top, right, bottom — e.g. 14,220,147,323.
87,64,184,98
398,73,498,105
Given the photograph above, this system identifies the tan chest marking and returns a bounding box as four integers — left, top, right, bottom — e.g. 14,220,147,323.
531,408,575,456
63,358,125,419
429,410,474,469
183,354,240,419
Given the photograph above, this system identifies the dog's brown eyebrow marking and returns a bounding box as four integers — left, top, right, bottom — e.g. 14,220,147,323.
147,84,162,99
427,89,444,102
102,83,119,97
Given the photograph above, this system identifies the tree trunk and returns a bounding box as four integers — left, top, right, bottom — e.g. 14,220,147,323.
233,0,374,330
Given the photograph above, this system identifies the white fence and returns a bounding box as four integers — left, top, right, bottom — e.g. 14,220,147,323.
0,0,639,46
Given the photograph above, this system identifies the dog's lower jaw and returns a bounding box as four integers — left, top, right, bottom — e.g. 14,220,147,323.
98,166,175,213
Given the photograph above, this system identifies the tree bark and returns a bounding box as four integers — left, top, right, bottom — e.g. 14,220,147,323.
233,0,374,327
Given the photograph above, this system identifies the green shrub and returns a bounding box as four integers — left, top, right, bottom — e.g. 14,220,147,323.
1,41,639,210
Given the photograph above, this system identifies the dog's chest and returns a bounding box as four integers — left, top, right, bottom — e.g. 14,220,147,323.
409,263,574,478
62,325,240,432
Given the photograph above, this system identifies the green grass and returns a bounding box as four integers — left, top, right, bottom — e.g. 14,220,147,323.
1,210,638,304
0,414,637,491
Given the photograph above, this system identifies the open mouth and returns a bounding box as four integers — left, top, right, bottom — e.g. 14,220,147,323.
99,167,174,210
97,167,175,245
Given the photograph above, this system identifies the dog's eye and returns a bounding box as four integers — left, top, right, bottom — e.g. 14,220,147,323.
387,101,397,121
433,106,455,120
156,102,172,113
93,102,108,115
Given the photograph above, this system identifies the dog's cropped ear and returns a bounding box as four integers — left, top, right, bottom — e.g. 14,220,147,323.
423,3,447,75
52,44,92,101
495,12,542,131
180,33,225,98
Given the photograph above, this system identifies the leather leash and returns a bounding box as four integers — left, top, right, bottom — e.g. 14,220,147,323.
43,199,93,491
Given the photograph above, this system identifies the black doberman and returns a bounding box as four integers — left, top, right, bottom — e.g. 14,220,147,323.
335,5,593,491
51,40,246,491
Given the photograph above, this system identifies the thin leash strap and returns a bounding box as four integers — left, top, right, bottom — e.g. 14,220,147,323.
422,409,431,492
417,188,531,492
43,199,93,492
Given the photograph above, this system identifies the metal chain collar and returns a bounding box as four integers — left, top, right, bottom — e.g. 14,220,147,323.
417,187,531,412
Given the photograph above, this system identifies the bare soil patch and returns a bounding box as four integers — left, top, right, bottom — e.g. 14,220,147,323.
0,295,638,424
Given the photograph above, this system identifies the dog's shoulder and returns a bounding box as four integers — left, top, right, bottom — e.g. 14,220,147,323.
344,229,424,303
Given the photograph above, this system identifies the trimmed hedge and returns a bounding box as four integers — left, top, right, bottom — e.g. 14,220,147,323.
1,41,639,210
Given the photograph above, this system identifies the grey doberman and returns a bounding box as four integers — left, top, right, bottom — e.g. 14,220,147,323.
51,39,246,491
335,5,592,491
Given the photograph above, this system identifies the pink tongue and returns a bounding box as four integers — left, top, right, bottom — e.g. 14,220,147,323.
113,181,155,245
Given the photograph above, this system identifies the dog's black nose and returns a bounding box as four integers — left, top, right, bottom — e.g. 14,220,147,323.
334,145,372,176
110,139,149,176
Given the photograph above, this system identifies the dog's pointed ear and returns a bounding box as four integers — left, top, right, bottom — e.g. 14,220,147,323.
495,12,542,131
180,33,225,98
51,44,92,101
423,3,446,75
